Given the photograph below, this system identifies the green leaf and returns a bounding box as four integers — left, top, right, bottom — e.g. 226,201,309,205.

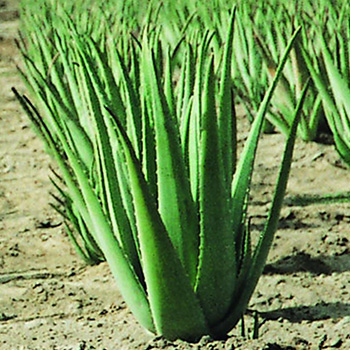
188,30,215,202
74,42,143,278
231,27,302,265
15,87,154,332
195,56,236,327
215,75,308,338
59,123,155,335
110,107,209,341
142,45,199,284
218,5,237,183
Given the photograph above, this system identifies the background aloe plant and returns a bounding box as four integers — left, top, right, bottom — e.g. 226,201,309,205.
302,25,350,166
229,1,329,141
14,0,306,342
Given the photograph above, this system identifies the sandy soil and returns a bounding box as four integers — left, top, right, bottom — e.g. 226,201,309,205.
1,1,350,349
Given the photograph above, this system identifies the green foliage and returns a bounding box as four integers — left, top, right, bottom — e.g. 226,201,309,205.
302,23,350,166
230,0,343,141
15,0,304,342
229,0,350,161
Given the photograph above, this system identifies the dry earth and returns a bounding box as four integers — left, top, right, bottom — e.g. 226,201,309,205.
1,1,350,349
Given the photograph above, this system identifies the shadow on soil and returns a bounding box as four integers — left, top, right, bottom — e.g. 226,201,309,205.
259,301,350,323
264,251,350,275
283,193,350,207
261,252,350,323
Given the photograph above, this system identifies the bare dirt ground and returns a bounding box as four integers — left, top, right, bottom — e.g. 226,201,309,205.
1,1,350,349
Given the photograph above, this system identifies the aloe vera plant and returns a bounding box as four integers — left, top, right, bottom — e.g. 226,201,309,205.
231,0,350,141
302,26,350,166
253,25,322,141
14,0,305,341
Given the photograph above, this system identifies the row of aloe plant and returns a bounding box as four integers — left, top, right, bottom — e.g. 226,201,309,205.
19,0,350,145
232,0,350,144
14,0,309,341
302,23,350,167
124,0,350,146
